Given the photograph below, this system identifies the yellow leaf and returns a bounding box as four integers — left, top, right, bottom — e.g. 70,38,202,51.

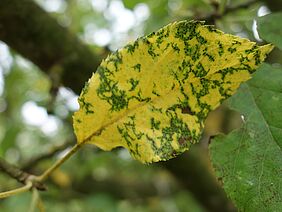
73,21,273,163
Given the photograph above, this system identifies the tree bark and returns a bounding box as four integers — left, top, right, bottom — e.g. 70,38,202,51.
0,0,102,94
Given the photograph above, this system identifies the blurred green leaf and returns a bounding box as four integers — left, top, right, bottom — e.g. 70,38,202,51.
173,191,205,212
123,0,147,9
0,192,31,212
210,63,282,211
257,12,282,50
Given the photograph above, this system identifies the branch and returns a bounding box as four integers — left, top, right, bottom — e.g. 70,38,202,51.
0,142,81,197
0,157,46,196
0,0,103,94
0,181,32,199
28,188,45,212
0,157,30,184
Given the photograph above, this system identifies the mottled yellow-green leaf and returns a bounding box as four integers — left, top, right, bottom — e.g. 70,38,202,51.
73,21,273,163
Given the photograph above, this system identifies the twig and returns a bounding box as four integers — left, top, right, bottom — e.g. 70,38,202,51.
0,157,29,184
0,142,81,198
0,157,46,191
22,140,73,171
28,188,40,212
37,194,45,212
0,181,32,198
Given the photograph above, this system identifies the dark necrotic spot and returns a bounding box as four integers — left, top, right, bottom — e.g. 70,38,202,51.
197,35,207,44
152,90,160,96
143,37,151,45
171,82,176,90
155,28,165,47
150,117,161,130
128,78,139,91
206,25,218,33
232,40,241,45
135,143,141,157
217,41,224,56
132,63,141,72
178,137,186,146
148,44,159,58
175,21,202,41
147,31,155,38
239,55,250,63
172,43,180,53
78,96,94,114
107,51,123,71
181,106,195,115
254,50,261,65
203,51,215,62
152,82,160,96
81,81,90,95
193,62,207,77
178,136,192,147
129,89,151,103
117,125,133,147
125,41,139,54
228,47,236,53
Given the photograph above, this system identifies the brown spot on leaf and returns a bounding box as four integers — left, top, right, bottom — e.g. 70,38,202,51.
178,136,192,146
172,150,178,157
181,106,195,115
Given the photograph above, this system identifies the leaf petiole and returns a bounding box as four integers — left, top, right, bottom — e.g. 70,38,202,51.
35,143,83,183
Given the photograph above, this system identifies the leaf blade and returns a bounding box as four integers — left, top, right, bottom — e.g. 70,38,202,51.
74,21,273,163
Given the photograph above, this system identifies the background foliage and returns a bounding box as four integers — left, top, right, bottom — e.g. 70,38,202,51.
210,63,282,211
0,0,281,211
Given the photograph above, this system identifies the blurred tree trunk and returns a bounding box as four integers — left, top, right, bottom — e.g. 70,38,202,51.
0,0,102,94
263,0,282,12
163,145,236,212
